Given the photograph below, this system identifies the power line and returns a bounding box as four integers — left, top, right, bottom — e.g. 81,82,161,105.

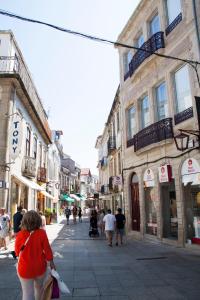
0,9,200,67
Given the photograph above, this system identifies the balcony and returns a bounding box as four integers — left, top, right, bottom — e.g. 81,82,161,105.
174,107,193,125
107,136,116,154
22,156,36,178
127,137,135,148
0,56,51,141
37,167,47,183
166,13,182,36
100,185,109,195
134,118,173,152
100,157,107,169
128,31,165,78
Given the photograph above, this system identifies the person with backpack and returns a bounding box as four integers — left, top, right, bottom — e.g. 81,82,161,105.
64,206,71,225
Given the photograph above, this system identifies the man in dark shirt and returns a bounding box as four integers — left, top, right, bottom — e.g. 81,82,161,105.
13,206,23,237
115,208,126,246
65,206,71,225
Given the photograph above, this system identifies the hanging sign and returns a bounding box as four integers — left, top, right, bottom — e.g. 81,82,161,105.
113,175,122,185
181,158,200,185
143,169,155,187
9,114,23,160
158,165,172,183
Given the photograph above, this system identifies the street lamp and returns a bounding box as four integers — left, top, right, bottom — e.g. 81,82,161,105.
174,129,200,151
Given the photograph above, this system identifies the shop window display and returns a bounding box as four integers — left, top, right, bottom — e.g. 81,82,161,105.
145,187,157,235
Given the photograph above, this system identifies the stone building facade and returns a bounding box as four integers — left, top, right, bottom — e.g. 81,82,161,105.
116,0,200,246
96,88,124,213
0,30,52,217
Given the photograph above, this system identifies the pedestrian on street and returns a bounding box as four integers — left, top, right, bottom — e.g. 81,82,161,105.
0,208,11,250
15,210,56,300
78,207,82,223
13,206,23,237
65,206,71,225
72,205,77,224
39,211,46,230
115,208,126,246
103,209,116,247
98,209,105,236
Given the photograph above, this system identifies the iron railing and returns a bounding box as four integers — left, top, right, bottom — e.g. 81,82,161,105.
107,136,116,154
127,137,135,148
134,118,173,151
22,156,36,178
174,107,193,125
0,56,51,140
166,13,182,36
129,31,165,77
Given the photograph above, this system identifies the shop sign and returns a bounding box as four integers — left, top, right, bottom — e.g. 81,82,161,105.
158,165,172,183
9,114,22,160
113,175,122,185
181,158,200,185
143,169,155,187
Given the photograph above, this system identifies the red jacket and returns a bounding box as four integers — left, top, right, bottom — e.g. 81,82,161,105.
15,229,53,279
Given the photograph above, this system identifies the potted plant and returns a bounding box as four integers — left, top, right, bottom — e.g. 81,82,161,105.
44,208,52,225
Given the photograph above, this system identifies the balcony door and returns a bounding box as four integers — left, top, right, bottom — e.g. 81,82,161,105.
130,173,140,231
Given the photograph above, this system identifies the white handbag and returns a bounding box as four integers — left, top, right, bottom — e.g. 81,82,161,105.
51,269,70,294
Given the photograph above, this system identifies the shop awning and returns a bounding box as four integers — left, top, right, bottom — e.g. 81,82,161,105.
40,190,55,200
70,194,81,201
76,193,86,201
13,174,42,190
60,194,74,202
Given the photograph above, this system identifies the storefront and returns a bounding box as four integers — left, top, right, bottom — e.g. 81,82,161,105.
159,165,178,240
181,158,200,245
143,169,157,236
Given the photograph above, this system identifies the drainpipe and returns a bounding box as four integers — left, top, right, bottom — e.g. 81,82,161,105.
192,0,200,58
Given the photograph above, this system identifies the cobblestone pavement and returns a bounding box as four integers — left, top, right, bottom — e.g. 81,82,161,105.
0,216,200,299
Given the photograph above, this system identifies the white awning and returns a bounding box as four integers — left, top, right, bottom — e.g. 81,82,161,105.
70,194,80,201
40,190,55,200
13,174,42,191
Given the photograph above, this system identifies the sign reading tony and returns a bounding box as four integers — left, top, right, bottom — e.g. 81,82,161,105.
10,114,22,160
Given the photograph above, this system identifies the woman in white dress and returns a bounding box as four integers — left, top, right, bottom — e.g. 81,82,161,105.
0,208,11,250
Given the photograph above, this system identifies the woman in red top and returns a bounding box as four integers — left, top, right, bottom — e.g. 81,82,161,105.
15,210,56,300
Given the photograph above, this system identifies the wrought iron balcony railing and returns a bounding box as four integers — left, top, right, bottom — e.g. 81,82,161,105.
128,31,165,78
107,136,116,154
22,156,36,178
0,56,51,141
127,137,135,148
165,13,182,36
100,184,109,195
174,107,193,125
134,118,173,152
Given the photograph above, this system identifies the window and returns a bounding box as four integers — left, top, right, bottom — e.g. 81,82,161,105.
141,96,150,129
156,82,168,121
33,137,37,159
174,65,192,113
123,51,132,74
166,0,181,25
118,152,121,174
127,106,136,140
117,111,120,132
150,14,160,36
136,34,145,48
25,127,31,156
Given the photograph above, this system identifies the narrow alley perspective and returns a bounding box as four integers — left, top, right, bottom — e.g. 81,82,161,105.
1,215,200,300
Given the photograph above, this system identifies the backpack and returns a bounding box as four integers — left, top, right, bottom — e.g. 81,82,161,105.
65,208,71,216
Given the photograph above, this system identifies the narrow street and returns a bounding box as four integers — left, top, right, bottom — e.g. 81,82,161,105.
0,217,200,300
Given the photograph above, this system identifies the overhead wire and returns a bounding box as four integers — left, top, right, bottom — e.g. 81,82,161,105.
0,9,200,68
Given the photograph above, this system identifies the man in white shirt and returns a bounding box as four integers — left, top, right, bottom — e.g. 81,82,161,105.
103,209,116,247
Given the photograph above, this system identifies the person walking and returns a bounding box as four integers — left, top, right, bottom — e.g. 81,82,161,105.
15,210,56,300
65,206,71,225
39,211,46,230
115,208,126,246
0,208,11,250
78,207,82,223
13,206,23,237
98,210,105,236
72,205,77,224
103,209,116,247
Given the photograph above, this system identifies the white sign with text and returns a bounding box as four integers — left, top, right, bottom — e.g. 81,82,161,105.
9,114,23,160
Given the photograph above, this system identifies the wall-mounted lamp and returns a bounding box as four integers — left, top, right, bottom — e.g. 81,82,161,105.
174,129,200,151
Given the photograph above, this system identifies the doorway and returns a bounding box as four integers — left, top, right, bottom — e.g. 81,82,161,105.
130,173,140,231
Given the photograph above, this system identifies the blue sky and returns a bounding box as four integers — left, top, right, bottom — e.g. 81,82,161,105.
0,0,140,174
